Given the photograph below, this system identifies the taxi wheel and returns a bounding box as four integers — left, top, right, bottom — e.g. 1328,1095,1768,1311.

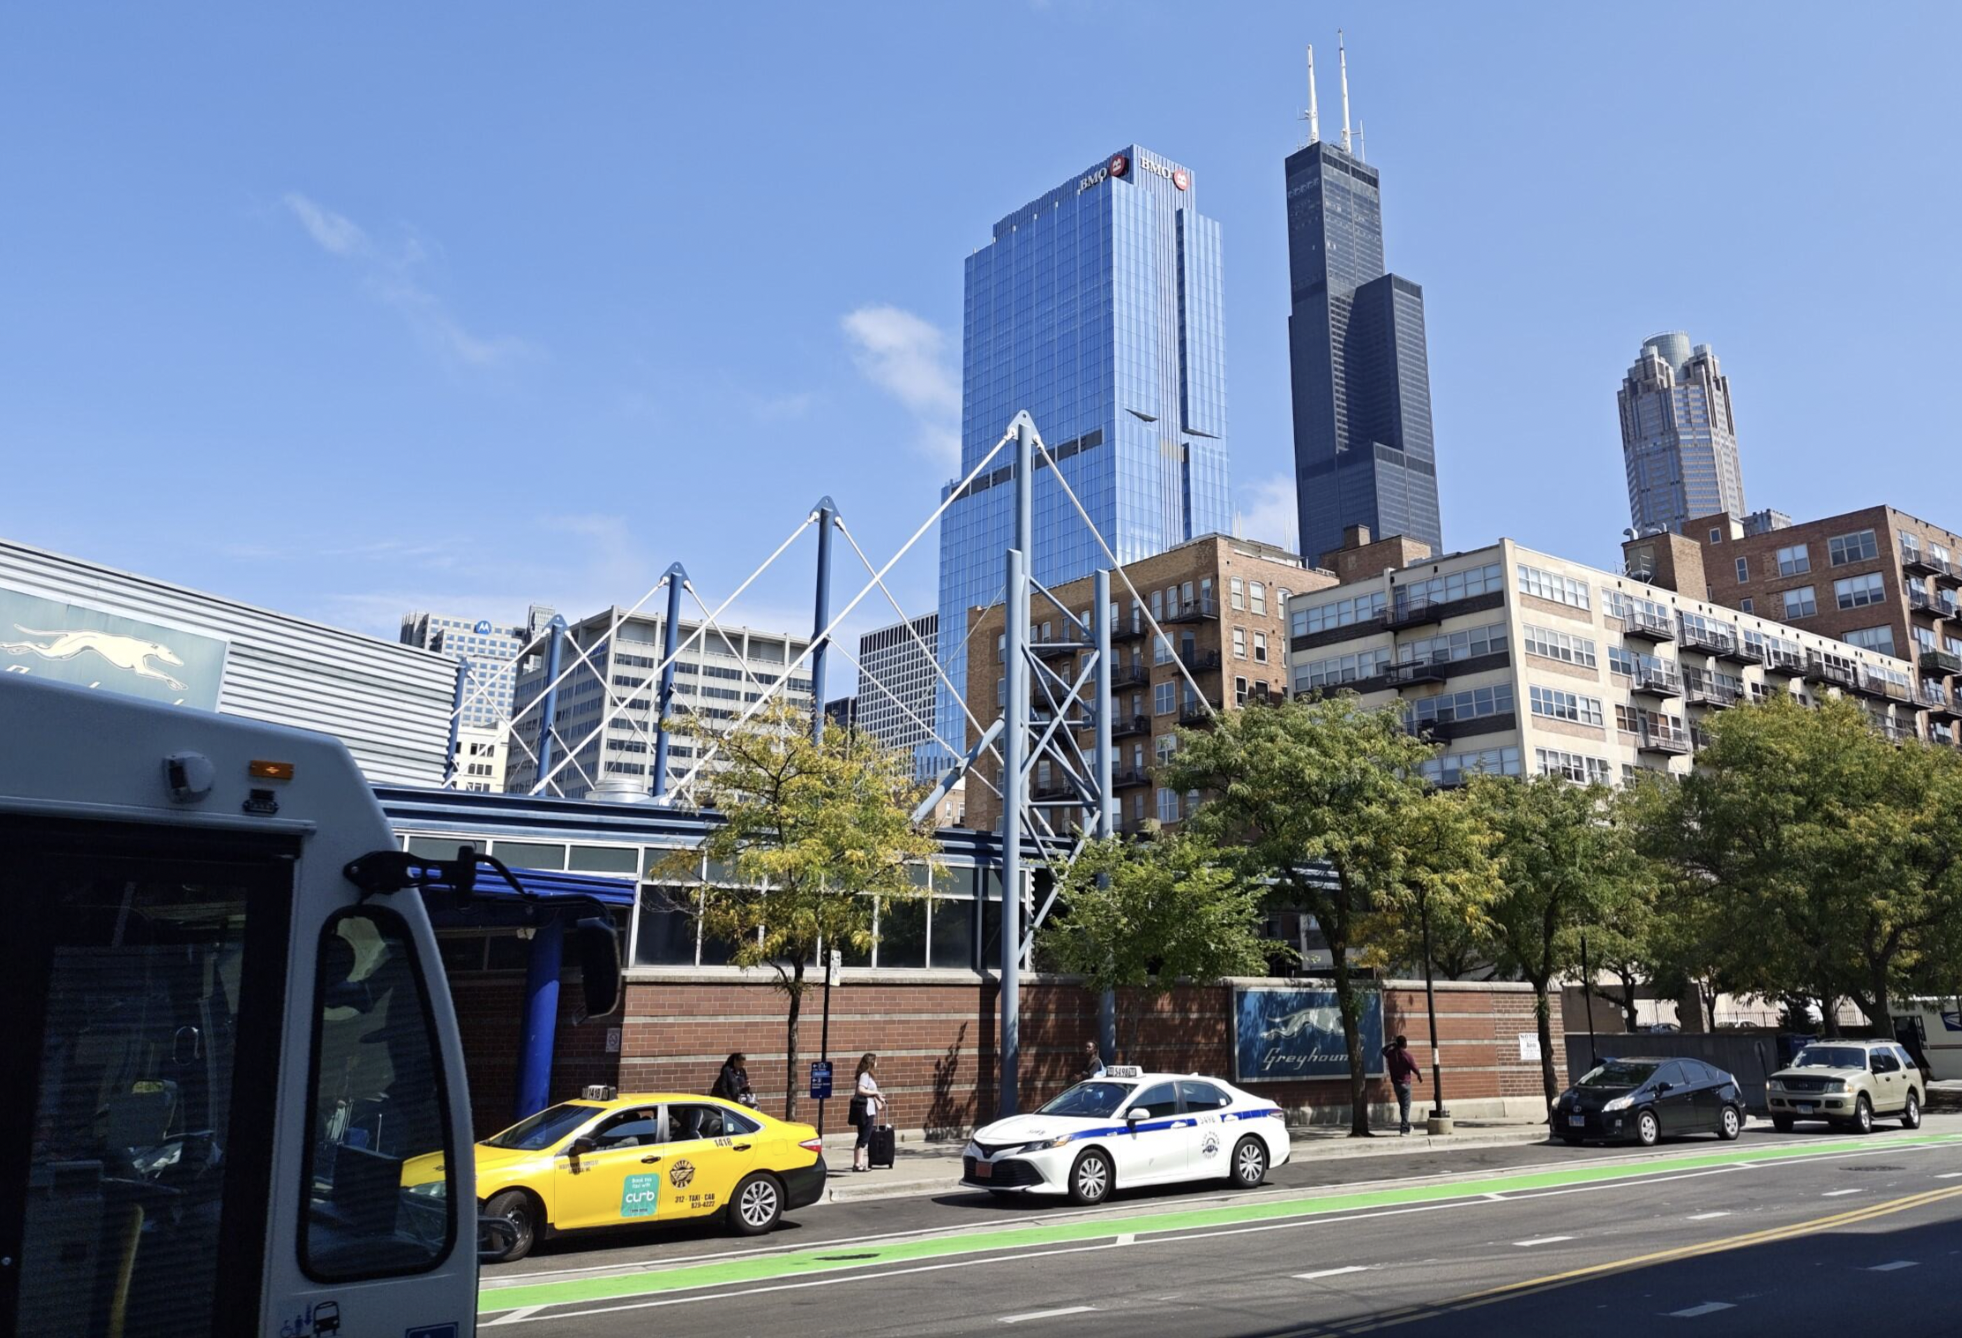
1229,1137,1267,1189
1067,1149,1113,1206
728,1173,783,1236
483,1189,539,1263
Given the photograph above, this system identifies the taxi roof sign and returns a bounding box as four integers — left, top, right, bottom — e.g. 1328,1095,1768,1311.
1105,1065,1144,1078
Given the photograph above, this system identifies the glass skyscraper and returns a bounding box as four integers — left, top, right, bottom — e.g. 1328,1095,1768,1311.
931,146,1233,771
1284,139,1441,568
1618,332,1746,536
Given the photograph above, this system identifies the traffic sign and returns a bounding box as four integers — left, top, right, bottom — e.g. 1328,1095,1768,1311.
809,1060,834,1100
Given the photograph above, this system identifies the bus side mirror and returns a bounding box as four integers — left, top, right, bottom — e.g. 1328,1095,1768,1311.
575,917,622,1020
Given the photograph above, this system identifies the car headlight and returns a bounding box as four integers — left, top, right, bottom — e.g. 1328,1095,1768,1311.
407,1180,447,1198
1018,1136,1072,1154
1822,1079,1846,1093
1767,1079,1784,1091
1602,1095,1633,1113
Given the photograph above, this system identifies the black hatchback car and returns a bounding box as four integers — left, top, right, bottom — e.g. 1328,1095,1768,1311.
1553,1057,1747,1147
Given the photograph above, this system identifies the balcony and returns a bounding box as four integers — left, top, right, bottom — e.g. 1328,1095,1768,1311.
1032,779,1082,803
1179,649,1223,673
1179,697,1223,727
1908,586,1953,622
1111,766,1151,789
1682,672,1740,709
1857,670,1914,705
1728,638,1766,666
1804,653,1859,691
1163,596,1218,624
1763,648,1806,676
1110,714,1151,740
1620,607,1676,641
1678,623,1740,659
1934,558,1962,590
1920,648,1962,676
1902,550,1942,578
1384,660,1449,689
1637,720,1693,755
1386,593,1450,631
1109,664,1150,690
1035,642,1081,665
1629,660,1684,697
1111,620,1148,642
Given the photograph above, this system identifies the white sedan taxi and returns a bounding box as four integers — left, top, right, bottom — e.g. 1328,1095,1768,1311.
962,1067,1290,1205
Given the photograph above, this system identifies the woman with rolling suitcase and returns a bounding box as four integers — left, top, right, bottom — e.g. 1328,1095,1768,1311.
851,1052,886,1172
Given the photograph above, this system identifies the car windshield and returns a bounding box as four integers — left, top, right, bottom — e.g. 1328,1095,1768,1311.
1578,1061,1657,1089
1036,1082,1137,1119
483,1101,600,1150
1792,1046,1867,1070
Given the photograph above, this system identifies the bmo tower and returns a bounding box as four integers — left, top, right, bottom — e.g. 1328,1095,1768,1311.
930,146,1234,770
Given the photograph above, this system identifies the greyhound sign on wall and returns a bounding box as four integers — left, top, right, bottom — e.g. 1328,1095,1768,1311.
0,586,228,710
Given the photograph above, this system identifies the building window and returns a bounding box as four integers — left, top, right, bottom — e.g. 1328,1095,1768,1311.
1828,529,1878,566
1150,590,1164,622
1294,591,1388,636
1253,632,1268,664
1776,544,1811,576
1154,734,1178,766
1400,562,1506,614
1529,685,1604,727
1298,647,1393,690
1232,627,1247,658
1154,633,1173,666
1517,564,1591,610
1234,675,1249,706
1153,682,1176,715
1835,572,1887,610
1535,748,1612,784
1399,622,1507,668
1230,578,1245,611
1156,788,1181,823
1250,583,1267,616
1739,597,1754,613
1735,557,1749,583
1408,683,1514,728
1419,746,1523,786
1277,587,1292,605
1709,527,1724,544
1522,624,1597,668
1901,533,1922,560
1782,587,1818,620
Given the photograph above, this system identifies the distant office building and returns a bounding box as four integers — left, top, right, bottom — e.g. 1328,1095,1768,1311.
1618,332,1747,536
1741,508,1791,537
505,608,812,800
824,695,858,732
933,144,1234,775
1284,41,1441,569
400,609,543,730
854,613,938,765
1,536,452,784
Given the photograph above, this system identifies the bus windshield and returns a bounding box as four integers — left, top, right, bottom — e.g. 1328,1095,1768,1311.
485,1102,602,1150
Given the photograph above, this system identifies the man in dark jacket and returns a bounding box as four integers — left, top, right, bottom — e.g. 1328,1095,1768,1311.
1383,1035,1423,1135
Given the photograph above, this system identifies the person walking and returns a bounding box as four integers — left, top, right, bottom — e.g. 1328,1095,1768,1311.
1383,1035,1423,1135
851,1053,883,1172
1083,1039,1106,1080
712,1052,753,1106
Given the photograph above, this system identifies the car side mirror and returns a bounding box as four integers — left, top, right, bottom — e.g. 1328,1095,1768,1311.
479,1215,519,1262
567,1135,595,1170
575,917,622,1019
1653,1082,1672,1093
1128,1108,1150,1123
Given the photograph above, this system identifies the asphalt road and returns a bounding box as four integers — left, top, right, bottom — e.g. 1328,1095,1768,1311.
480,1119,1962,1337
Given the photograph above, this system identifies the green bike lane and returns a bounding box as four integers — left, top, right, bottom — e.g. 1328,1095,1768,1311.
478,1130,1962,1316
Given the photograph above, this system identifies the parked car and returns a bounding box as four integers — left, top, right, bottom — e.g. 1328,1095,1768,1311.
1765,1040,1924,1135
1553,1057,1746,1147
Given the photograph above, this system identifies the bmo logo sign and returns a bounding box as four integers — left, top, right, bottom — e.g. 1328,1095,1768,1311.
1077,153,1130,193
1138,152,1189,190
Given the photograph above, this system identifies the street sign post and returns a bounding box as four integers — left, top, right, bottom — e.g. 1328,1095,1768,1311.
810,1060,833,1101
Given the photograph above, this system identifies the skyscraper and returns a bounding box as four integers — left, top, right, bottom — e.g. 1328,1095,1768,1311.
931,144,1233,768
1618,332,1746,536
852,613,940,770
1284,39,1441,569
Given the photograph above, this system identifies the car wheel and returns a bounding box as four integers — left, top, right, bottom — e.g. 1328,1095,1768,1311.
1229,1136,1267,1189
1902,1091,1921,1130
1635,1110,1660,1147
727,1173,783,1236
482,1189,539,1263
1852,1095,1873,1135
1067,1148,1113,1206
1718,1105,1743,1142
1771,1114,1795,1134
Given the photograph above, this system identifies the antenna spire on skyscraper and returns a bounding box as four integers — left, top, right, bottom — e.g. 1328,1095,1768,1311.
1304,45,1320,146
1338,29,1353,155
1356,120,1366,162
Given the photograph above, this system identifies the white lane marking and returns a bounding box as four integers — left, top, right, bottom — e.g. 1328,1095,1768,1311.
1687,1211,1730,1221
1116,1234,1135,1246
1296,1265,1374,1280
1869,1260,1918,1272
1824,1188,1861,1197
1938,1172,1962,1180
1513,1235,1575,1247
1000,1306,1097,1324
1483,1192,1507,1201
482,1307,546,1326
1668,1301,1736,1318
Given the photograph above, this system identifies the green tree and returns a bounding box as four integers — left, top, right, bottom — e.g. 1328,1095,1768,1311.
1640,695,1962,1037
1040,833,1279,1061
658,702,939,1121
1163,694,1441,1137
1466,773,1648,1106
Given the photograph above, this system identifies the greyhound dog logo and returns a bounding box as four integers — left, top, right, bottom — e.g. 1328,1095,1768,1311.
2,625,190,690
1259,1004,1339,1043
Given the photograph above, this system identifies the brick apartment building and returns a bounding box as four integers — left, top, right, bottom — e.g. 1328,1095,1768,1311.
961,533,1336,833
1678,506,1962,747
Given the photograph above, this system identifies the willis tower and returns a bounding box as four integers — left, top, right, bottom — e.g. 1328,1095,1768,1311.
1285,36,1441,568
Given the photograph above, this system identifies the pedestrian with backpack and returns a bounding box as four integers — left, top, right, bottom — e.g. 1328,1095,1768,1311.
850,1052,885,1172
1382,1034,1423,1135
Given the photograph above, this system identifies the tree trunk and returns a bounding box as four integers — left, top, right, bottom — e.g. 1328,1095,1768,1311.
1327,924,1370,1138
1533,976,1559,1111
783,958,806,1122
1869,966,1895,1041
1820,996,1841,1038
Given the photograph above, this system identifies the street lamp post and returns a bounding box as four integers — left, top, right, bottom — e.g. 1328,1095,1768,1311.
1580,931,1598,1068
1419,895,1448,1127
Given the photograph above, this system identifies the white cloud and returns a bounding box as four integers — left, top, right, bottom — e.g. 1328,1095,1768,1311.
281,192,537,369
1234,474,1299,555
842,304,961,469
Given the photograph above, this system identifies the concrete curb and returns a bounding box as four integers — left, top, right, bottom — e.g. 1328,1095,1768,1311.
819,1125,1557,1205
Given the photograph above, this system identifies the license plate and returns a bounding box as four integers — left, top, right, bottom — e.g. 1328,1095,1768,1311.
1568,1116,1585,1127
974,1159,993,1179
1796,1103,1815,1114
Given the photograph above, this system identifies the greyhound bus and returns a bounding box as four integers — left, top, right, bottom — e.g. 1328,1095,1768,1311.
0,675,579,1338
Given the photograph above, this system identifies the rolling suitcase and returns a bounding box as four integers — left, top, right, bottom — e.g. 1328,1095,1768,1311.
869,1124,896,1169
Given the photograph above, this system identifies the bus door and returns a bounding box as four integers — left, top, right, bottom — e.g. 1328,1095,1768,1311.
0,818,296,1338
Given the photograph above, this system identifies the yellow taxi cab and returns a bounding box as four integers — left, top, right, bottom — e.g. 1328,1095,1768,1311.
406,1091,826,1261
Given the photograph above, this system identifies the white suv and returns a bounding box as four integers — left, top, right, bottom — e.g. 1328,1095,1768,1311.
1766,1040,1925,1134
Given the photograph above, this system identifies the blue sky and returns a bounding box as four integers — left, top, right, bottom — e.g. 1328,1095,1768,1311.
4,3,1958,687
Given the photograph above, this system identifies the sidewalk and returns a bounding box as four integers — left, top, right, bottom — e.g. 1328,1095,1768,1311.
815,1117,1554,1205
